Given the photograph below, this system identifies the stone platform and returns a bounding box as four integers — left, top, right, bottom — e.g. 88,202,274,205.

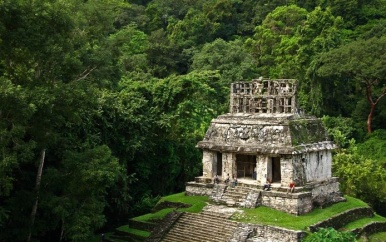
186,177,345,215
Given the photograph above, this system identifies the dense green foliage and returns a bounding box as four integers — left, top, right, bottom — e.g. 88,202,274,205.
302,227,356,242
1,0,386,241
333,142,386,216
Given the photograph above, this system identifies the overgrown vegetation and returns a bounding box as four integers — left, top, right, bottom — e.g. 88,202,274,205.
231,196,376,230
302,227,356,242
133,192,208,222
125,193,385,241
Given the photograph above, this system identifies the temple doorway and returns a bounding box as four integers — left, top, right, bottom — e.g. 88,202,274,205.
216,152,222,176
236,154,256,178
270,157,281,182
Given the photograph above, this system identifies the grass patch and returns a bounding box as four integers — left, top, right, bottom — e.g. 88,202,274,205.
231,196,370,230
158,192,209,213
116,225,150,237
343,214,386,230
132,192,208,222
367,232,386,242
133,208,175,222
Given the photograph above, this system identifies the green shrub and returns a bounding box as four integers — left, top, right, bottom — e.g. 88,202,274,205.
303,227,356,242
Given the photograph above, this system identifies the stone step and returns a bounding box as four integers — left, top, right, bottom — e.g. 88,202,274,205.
179,212,238,226
200,210,231,218
172,224,235,238
222,196,245,203
163,232,210,242
226,186,251,192
174,220,237,232
161,233,181,242
268,186,307,193
220,189,251,206
160,212,239,242
177,215,238,230
166,224,234,242
224,189,248,196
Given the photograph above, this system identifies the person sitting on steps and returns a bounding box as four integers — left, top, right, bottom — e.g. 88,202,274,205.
263,179,271,191
213,174,219,184
231,175,238,187
225,173,230,185
287,181,295,193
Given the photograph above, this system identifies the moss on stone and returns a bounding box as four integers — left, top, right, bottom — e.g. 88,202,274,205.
289,119,327,146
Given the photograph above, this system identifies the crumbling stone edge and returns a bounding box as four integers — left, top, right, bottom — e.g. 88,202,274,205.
351,221,386,238
309,207,374,232
144,211,183,242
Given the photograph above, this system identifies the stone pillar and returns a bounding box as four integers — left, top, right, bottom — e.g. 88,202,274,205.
280,155,293,187
202,150,215,178
256,155,267,185
222,152,236,179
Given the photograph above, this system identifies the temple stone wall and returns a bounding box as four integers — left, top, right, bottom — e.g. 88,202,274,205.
309,178,343,206
291,155,307,186
230,79,298,115
230,223,306,242
202,150,215,178
185,182,213,196
304,150,332,182
244,189,261,208
261,191,313,215
288,151,333,186
204,122,293,147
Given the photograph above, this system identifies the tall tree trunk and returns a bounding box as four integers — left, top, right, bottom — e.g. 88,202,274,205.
367,104,375,133
365,80,386,134
60,218,65,242
27,148,46,242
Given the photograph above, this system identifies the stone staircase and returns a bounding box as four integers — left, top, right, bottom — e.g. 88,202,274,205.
160,212,240,242
210,184,262,208
221,186,250,207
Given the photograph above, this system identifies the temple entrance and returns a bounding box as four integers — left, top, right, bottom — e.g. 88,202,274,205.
236,154,256,178
216,152,222,176
270,157,281,182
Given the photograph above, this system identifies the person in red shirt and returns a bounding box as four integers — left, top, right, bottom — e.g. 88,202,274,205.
287,181,295,193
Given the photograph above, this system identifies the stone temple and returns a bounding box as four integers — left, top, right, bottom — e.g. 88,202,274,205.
186,78,344,215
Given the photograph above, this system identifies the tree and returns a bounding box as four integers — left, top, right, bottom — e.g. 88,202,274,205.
45,146,121,242
315,37,386,133
0,0,129,240
356,129,386,165
333,144,386,216
204,0,238,40
107,24,149,75
144,71,224,194
167,8,215,47
318,0,360,28
321,115,356,149
191,38,258,89
251,5,308,78
144,0,205,32
0,78,36,226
